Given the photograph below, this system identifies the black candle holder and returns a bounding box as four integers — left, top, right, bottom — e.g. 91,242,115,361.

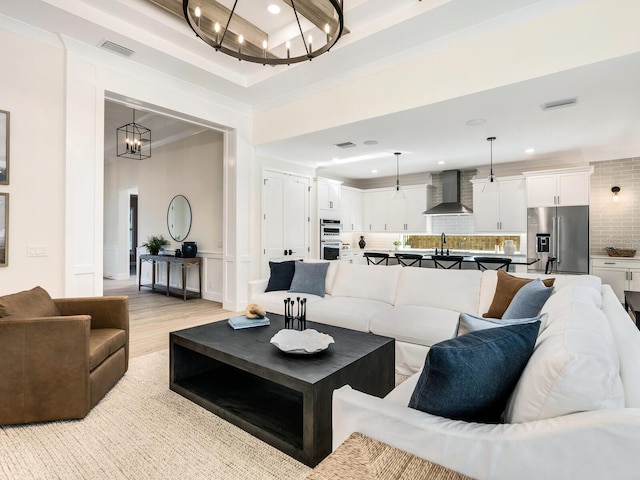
284,297,307,330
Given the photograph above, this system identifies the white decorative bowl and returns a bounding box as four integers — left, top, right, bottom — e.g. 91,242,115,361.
270,329,335,355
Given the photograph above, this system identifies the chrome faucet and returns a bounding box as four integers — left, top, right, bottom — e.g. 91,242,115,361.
439,232,447,255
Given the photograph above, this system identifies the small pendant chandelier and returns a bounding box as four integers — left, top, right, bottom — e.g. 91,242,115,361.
391,152,406,200
116,109,151,160
483,136,498,192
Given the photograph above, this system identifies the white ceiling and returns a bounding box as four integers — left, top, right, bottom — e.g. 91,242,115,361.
3,0,640,180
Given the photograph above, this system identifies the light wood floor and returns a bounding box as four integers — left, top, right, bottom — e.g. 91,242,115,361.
103,277,239,358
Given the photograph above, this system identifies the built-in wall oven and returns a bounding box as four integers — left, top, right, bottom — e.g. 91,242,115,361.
320,219,342,260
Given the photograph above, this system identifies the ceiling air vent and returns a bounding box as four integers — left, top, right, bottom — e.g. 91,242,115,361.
100,41,135,57
541,97,578,111
334,141,357,149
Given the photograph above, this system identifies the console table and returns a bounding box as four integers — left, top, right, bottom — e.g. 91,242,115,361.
138,254,202,300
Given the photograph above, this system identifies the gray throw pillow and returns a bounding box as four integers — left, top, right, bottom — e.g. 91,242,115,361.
502,278,554,319
408,321,540,423
456,312,545,337
289,261,330,297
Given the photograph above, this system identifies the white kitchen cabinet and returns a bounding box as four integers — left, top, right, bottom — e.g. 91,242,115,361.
363,186,428,233
526,171,590,207
387,186,428,232
262,171,310,277
472,178,526,232
318,178,341,219
341,187,363,232
340,250,366,265
363,190,389,232
591,257,640,303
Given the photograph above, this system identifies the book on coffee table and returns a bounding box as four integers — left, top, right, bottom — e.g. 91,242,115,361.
227,315,270,330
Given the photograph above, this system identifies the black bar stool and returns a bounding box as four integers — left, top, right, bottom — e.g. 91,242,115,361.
432,255,464,269
395,253,423,267
364,252,389,265
474,256,512,272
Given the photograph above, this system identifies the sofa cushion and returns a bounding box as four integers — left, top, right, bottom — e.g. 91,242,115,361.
456,312,546,337
265,260,299,292
0,286,61,318
483,271,555,319
89,328,127,371
307,297,393,332
252,290,327,317
408,321,540,423
289,261,330,297
385,371,421,406
504,286,625,423
394,268,482,313
502,278,554,319
370,305,459,347
331,263,402,305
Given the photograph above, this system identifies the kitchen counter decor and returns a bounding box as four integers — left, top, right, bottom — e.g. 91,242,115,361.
605,247,637,257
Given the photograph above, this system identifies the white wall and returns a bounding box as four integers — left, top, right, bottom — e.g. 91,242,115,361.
104,129,223,280
0,28,66,296
0,21,253,310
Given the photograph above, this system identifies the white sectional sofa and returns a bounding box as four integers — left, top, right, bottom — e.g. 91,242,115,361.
250,261,604,375
250,261,640,479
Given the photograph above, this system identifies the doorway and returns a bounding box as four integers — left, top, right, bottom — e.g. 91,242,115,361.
129,194,138,276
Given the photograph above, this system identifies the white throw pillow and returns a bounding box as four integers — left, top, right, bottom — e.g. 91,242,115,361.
504,290,624,423
331,263,402,305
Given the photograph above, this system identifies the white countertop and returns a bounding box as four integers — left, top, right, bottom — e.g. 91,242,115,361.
342,248,527,258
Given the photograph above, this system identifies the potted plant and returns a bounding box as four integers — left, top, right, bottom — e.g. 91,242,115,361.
142,234,170,256
393,240,402,251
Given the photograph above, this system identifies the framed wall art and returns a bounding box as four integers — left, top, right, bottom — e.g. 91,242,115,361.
0,193,7,267
0,109,8,185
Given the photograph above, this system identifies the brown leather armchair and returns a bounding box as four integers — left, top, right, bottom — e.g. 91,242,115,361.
0,287,129,425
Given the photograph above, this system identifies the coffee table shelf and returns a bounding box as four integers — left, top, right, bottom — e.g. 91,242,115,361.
170,315,394,467
172,346,304,449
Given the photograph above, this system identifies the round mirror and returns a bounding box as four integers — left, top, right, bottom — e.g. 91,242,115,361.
167,195,192,242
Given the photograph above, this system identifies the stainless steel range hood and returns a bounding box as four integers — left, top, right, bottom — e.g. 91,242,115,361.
423,170,473,215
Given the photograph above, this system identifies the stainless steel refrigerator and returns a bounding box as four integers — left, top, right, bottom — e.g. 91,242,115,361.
527,206,589,275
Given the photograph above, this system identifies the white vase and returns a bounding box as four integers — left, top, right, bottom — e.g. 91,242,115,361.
504,240,516,255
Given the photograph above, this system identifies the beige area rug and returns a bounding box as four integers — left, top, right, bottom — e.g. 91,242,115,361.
0,350,311,480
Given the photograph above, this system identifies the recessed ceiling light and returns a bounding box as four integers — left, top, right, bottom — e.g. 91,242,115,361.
525,148,535,154
465,119,486,126
363,140,378,146
438,160,445,165
371,169,378,174
267,4,281,14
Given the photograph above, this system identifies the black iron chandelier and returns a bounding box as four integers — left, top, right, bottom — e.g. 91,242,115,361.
182,0,345,66
116,109,151,160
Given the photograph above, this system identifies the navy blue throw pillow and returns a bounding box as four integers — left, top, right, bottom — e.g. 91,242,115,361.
408,321,540,423
265,260,300,292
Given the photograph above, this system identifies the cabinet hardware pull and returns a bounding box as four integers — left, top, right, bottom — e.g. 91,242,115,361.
604,262,615,265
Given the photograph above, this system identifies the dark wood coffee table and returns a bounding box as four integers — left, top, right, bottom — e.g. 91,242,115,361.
169,314,395,467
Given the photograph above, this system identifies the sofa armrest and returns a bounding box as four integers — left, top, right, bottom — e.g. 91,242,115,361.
333,385,640,480
0,315,91,424
248,279,269,302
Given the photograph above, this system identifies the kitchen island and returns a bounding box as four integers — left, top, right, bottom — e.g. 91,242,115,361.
344,249,539,273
